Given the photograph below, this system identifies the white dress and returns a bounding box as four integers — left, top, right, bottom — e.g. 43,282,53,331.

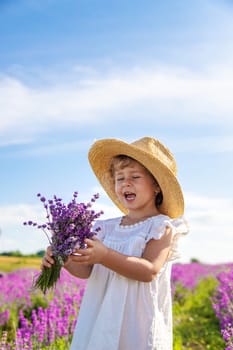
70,214,188,350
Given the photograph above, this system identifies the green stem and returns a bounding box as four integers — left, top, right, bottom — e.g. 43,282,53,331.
33,257,64,294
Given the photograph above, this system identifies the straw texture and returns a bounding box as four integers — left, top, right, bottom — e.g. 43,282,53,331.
88,137,184,218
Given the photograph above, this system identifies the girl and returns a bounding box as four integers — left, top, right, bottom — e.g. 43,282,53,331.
42,137,188,350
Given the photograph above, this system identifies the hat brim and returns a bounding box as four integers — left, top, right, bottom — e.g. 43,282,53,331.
88,138,184,218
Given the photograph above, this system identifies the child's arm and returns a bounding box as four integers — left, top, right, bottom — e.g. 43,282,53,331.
41,246,93,279
63,257,93,278
70,227,173,282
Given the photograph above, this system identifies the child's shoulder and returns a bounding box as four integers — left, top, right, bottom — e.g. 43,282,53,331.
150,214,171,225
151,214,189,234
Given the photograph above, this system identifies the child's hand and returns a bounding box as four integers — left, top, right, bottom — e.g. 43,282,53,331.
40,246,54,270
70,237,108,265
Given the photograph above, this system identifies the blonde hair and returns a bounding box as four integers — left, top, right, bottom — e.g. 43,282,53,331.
110,155,136,176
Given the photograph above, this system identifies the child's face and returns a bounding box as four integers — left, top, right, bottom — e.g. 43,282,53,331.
113,160,159,213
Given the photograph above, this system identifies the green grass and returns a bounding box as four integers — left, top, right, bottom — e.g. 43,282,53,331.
173,277,225,349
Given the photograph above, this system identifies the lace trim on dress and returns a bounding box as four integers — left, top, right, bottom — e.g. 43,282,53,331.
119,216,154,229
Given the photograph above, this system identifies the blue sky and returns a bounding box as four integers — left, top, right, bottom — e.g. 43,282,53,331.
0,0,233,263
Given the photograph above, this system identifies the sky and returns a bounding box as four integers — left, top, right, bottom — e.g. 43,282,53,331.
0,0,233,264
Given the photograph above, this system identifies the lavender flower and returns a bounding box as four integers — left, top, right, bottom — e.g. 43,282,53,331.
24,191,103,293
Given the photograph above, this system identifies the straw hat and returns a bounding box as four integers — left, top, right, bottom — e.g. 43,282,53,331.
88,137,184,218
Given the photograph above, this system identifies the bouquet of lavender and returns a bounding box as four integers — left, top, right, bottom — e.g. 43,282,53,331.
24,191,103,294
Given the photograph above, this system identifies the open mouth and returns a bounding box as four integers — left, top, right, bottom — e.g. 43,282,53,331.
124,191,136,201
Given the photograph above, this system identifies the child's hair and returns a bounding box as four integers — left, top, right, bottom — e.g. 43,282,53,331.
109,155,163,208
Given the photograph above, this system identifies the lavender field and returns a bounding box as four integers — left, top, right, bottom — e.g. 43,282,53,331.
0,262,233,349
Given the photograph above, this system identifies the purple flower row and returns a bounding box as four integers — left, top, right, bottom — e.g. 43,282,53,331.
1,262,233,349
212,268,233,349
172,262,233,290
0,268,86,349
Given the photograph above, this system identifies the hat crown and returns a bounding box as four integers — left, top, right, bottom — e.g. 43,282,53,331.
131,137,177,175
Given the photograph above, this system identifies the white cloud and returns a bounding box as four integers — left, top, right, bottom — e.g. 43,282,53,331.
182,192,233,263
1,63,233,144
0,203,44,225
0,203,49,253
172,136,233,154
